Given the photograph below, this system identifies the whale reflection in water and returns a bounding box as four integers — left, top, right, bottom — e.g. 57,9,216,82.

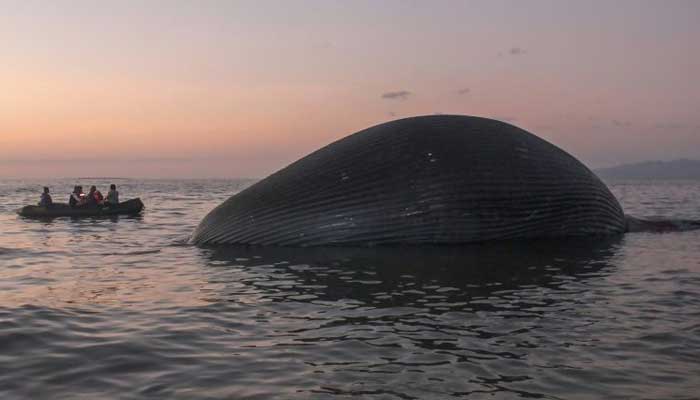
193,237,631,399
200,237,623,308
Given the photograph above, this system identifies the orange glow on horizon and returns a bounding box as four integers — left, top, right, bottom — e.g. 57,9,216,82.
1,1,699,177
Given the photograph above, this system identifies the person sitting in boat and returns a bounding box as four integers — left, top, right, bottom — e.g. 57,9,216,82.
105,184,119,206
86,186,104,207
93,186,104,204
39,187,53,207
69,186,85,208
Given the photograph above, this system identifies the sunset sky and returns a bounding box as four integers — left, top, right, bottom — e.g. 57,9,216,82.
1,0,699,178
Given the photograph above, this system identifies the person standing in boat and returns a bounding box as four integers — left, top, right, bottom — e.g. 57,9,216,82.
105,184,119,206
39,187,53,207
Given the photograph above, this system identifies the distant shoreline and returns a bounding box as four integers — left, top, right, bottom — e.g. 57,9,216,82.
595,159,700,180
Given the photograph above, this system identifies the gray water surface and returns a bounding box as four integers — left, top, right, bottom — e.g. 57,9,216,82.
1,179,699,399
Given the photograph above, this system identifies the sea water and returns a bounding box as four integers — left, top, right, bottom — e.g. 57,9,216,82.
1,178,699,399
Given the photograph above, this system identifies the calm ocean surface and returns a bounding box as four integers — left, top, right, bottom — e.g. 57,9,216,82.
1,178,699,399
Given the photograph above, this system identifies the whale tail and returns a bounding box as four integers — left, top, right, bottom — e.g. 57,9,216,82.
625,215,700,233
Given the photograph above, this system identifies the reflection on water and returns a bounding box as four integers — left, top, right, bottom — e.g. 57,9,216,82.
202,238,621,311
1,179,700,399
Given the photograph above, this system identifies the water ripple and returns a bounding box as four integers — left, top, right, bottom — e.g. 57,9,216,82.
1,178,699,398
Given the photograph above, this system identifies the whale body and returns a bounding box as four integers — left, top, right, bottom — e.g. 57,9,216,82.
192,115,628,246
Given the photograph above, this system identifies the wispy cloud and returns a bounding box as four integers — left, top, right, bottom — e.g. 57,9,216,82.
312,41,334,50
612,120,632,127
655,122,686,129
509,47,526,56
457,88,470,95
381,90,412,100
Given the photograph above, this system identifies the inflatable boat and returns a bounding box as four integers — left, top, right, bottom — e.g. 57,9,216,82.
17,198,144,218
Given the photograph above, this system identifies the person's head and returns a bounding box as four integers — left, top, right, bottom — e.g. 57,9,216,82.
89,185,97,193
43,187,49,194
110,184,116,191
73,186,79,194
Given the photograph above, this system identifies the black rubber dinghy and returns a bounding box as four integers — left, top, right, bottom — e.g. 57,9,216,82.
17,198,144,218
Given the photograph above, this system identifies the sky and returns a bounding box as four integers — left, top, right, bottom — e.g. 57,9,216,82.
1,0,699,178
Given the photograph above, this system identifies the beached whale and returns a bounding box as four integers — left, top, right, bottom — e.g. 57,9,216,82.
191,115,698,246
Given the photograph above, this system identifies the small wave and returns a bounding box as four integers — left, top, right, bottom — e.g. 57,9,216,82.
626,215,700,233
99,249,162,256
0,247,29,257
170,235,194,246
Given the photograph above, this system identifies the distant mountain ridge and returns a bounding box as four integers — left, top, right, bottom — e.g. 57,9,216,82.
594,159,700,180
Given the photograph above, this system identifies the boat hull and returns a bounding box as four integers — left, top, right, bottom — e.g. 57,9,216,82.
17,198,144,218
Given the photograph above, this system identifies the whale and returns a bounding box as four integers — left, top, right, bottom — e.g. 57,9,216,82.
191,115,698,246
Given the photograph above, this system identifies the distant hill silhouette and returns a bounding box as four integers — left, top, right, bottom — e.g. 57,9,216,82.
595,159,700,180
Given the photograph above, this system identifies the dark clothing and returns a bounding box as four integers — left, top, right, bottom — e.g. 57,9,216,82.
69,193,82,208
39,193,52,207
86,192,98,207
